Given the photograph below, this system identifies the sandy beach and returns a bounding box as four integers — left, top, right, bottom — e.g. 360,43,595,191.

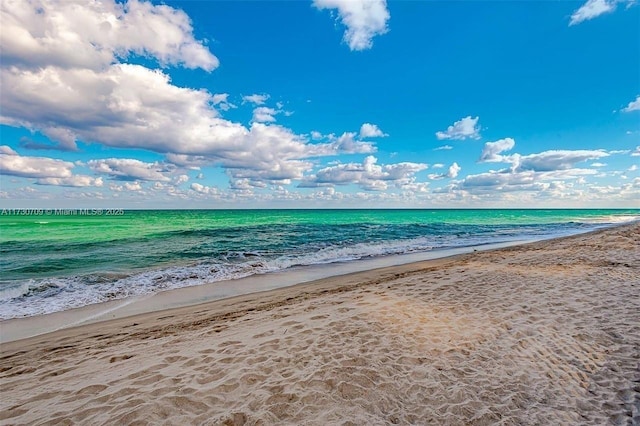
1,223,638,425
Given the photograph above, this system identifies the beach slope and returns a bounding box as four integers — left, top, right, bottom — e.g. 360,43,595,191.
1,224,639,425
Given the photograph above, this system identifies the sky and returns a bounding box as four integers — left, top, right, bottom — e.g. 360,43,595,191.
0,0,639,209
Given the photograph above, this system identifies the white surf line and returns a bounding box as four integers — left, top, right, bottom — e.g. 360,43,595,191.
1,222,630,343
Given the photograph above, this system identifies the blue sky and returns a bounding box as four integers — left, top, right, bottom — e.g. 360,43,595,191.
1,0,639,208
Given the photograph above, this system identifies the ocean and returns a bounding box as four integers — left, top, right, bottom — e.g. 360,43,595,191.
1,209,638,319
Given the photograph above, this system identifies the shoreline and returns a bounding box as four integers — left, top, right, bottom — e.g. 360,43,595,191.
1,238,539,344
2,220,611,345
0,240,527,346
1,222,638,424
0,222,631,348
3,212,634,322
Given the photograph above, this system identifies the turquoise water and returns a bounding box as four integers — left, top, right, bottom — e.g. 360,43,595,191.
1,209,638,319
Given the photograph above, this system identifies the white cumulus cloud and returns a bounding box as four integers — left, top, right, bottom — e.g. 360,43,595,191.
0,146,18,155
515,150,609,172
570,0,616,25
1,148,75,178
477,140,610,173
359,123,387,138
0,147,101,186
312,132,377,156
37,176,104,187
124,181,142,191
88,158,173,181
479,138,516,162
173,174,189,185
622,95,640,112
313,0,390,51
0,0,218,71
252,107,278,123
242,94,269,105
191,182,218,195
1,63,248,154
447,162,461,178
436,116,481,140
302,155,427,191
428,162,461,180
212,93,237,111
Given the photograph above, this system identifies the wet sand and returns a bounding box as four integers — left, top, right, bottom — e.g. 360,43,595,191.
1,223,639,425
